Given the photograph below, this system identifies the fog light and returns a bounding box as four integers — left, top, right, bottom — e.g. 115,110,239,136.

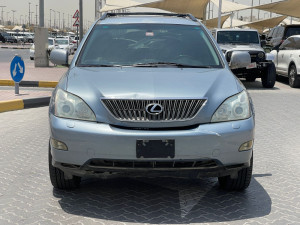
50,138,68,151
239,140,253,151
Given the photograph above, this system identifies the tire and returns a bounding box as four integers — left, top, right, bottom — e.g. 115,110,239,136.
261,62,276,88
245,74,256,82
218,155,253,191
48,144,81,190
288,64,300,88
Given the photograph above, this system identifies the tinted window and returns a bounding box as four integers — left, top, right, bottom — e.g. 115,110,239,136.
56,39,68,45
281,36,300,50
78,24,222,68
285,27,300,38
217,31,259,44
48,39,54,45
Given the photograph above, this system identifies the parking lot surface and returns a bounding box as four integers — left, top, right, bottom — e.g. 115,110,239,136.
0,79,300,225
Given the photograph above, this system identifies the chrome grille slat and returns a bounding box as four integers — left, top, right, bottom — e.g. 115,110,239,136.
102,99,206,122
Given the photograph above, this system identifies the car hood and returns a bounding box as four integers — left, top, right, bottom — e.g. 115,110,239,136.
219,44,264,52
63,67,243,126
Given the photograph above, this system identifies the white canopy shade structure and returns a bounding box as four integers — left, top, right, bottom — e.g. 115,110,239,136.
12,26,24,31
210,0,251,14
205,14,231,29
254,0,300,19
101,0,210,20
100,0,161,12
222,19,249,28
281,18,300,25
245,15,287,33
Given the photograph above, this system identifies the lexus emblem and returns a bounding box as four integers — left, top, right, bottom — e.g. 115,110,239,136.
146,103,163,115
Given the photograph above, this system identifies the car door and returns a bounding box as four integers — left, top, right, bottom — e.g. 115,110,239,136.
277,37,295,76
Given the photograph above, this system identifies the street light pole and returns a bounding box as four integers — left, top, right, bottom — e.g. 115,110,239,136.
29,2,31,29
250,0,254,22
6,12,9,25
0,6,6,26
58,11,60,30
11,10,16,26
36,4,38,26
79,0,83,41
50,9,52,29
218,0,222,28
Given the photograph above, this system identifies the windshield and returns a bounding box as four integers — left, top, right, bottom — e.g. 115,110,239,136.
77,24,222,68
217,31,259,44
48,39,54,45
56,39,68,45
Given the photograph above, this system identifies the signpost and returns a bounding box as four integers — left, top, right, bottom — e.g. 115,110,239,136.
10,55,25,94
73,10,80,49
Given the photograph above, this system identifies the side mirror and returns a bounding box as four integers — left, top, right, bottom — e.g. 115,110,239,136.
229,51,251,70
50,49,69,67
261,40,266,48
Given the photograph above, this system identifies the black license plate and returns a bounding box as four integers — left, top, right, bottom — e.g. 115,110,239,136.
136,140,175,158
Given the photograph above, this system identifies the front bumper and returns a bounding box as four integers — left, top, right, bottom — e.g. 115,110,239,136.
50,115,254,177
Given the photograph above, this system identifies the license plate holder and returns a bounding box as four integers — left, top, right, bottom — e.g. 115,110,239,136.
246,62,257,69
136,140,175,158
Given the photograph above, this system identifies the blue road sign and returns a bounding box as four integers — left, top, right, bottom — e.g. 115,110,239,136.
10,55,25,83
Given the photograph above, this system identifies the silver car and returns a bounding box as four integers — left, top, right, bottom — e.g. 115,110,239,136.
49,13,255,191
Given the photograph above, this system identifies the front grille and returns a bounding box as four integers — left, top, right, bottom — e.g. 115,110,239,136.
102,99,206,122
88,159,218,169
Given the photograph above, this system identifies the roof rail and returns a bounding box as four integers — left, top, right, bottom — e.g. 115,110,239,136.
100,12,198,22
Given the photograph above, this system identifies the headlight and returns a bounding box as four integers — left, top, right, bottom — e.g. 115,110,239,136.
54,88,96,121
258,52,265,59
211,91,251,122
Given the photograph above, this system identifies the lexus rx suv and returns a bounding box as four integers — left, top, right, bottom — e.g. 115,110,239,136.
49,13,255,191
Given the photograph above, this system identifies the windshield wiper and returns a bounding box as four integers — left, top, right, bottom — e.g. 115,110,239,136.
132,62,211,68
78,64,122,67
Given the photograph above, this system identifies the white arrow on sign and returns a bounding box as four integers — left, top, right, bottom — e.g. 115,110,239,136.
12,62,24,77
12,64,17,77
18,63,24,74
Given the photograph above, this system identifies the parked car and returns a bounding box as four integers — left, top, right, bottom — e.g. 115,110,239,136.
0,33,6,43
212,28,276,88
55,38,75,55
267,25,300,48
0,32,17,43
49,13,255,191
270,35,300,88
24,34,34,43
30,38,56,60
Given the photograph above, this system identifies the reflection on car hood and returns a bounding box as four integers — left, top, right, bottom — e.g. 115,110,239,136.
219,44,264,52
64,67,243,125
66,67,241,101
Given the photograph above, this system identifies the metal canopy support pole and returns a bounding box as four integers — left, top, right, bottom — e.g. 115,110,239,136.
79,0,83,42
39,0,44,27
218,0,222,28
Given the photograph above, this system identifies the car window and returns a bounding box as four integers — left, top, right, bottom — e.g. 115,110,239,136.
48,39,54,45
285,27,300,38
217,31,259,44
78,24,222,68
56,39,68,45
280,36,300,50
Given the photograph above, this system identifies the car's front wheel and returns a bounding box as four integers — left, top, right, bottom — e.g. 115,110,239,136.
218,155,253,191
288,64,300,88
48,144,81,190
261,62,276,88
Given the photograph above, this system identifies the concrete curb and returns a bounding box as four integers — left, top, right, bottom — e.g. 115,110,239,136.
1,46,30,49
0,79,58,88
0,97,50,113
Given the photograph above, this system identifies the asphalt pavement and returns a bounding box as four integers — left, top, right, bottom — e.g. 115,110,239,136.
0,80,299,225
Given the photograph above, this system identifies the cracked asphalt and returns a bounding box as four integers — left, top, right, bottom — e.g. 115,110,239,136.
0,78,300,225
